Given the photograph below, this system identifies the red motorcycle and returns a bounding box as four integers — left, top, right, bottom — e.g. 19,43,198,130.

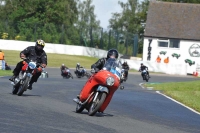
73,58,124,116
61,68,73,79
11,58,42,96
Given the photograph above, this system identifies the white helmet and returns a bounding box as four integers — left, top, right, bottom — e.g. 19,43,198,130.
77,63,80,65
62,64,64,66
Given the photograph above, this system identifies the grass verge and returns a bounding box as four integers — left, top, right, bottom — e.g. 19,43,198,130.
144,81,200,113
3,50,99,68
3,49,139,70
0,70,12,76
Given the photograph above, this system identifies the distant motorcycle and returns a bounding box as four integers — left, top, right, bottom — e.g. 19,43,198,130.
74,67,91,78
141,70,149,82
61,68,73,79
11,58,42,96
120,69,128,83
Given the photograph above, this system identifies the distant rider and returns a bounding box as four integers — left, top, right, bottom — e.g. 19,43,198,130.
60,64,69,75
122,61,129,81
75,63,85,75
139,63,150,79
9,39,47,90
76,63,82,71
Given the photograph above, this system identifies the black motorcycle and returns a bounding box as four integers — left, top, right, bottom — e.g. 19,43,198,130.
141,70,149,82
61,68,73,79
74,67,91,78
74,68,85,78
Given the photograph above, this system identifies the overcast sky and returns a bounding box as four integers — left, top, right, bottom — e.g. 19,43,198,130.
92,0,128,29
80,0,144,29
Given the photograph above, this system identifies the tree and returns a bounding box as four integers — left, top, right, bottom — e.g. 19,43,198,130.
0,0,79,44
108,0,140,55
157,0,200,3
76,0,101,47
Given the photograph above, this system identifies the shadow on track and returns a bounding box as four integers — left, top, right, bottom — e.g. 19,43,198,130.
72,111,114,117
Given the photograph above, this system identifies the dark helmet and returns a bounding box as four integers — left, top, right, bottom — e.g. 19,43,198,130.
124,61,127,65
35,39,45,52
141,63,143,65
107,49,119,59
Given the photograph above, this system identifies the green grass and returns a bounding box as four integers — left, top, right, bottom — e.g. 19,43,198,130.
0,70,13,76
145,81,200,112
3,50,98,68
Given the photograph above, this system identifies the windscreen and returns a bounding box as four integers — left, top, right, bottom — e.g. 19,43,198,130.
103,58,122,79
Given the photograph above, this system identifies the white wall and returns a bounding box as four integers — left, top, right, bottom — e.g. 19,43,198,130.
0,39,196,75
142,37,200,74
0,39,108,58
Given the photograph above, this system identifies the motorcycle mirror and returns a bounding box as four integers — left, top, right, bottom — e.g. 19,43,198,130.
120,86,124,90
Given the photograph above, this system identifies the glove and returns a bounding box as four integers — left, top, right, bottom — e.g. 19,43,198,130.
91,68,95,73
37,67,42,72
91,68,99,73
41,64,46,68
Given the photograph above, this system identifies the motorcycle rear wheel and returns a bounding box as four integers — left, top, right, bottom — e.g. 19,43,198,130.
17,77,30,96
88,92,107,116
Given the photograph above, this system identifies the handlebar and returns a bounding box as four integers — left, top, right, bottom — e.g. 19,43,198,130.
22,58,43,68
91,67,99,73
91,69,95,73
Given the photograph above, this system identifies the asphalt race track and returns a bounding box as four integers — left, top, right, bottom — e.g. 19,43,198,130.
0,67,200,133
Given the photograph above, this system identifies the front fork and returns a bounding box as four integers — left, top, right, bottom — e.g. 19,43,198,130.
93,86,109,102
19,72,32,85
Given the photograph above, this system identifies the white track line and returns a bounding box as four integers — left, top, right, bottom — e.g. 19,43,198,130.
156,91,200,115
139,83,144,88
139,83,200,115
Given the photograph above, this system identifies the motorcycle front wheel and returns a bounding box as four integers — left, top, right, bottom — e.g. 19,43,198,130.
88,92,107,116
76,103,85,113
145,74,149,82
17,76,30,96
12,85,19,95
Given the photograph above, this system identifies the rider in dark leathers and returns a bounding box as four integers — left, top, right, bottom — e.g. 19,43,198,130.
9,39,47,90
122,61,129,81
76,63,82,71
75,63,85,76
75,49,119,99
60,64,69,76
139,63,150,80
91,49,119,72
60,64,68,71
